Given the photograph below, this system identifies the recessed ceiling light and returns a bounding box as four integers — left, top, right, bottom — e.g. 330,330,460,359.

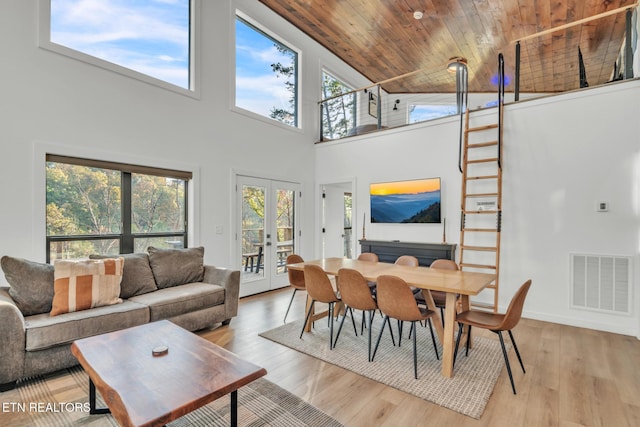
413,11,424,20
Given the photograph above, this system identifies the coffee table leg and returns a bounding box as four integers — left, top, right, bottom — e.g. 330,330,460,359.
231,390,237,427
89,379,110,415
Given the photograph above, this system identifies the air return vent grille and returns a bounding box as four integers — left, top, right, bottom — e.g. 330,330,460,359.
570,253,631,315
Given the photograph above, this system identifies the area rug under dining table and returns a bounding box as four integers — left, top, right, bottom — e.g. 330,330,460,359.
259,315,509,419
1,365,343,427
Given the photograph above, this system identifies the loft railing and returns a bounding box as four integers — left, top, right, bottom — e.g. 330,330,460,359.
498,53,504,169
511,3,638,101
319,62,474,142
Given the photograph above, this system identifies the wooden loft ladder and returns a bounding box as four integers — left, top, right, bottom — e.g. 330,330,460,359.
457,54,505,313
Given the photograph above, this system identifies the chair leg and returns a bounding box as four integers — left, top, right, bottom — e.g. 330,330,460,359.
497,331,517,394
427,318,439,360
349,307,358,337
412,321,418,379
372,315,390,361
329,303,335,349
398,320,404,347
454,322,463,368
465,325,472,356
385,316,396,346
508,330,526,373
333,305,349,348
283,289,297,323
300,300,316,339
367,310,373,362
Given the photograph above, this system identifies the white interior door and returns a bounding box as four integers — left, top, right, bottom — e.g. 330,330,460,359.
321,182,354,258
236,175,299,297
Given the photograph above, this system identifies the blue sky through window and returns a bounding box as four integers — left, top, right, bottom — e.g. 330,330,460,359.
409,105,458,123
50,0,190,89
235,17,297,123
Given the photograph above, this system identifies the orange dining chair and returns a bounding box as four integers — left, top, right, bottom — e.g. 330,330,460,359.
394,255,419,267
454,279,532,394
415,259,459,325
393,255,420,335
334,268,381,361
283,254,306,323
300,264,342,349
372,275,439,379
358,252,379,295
357,252,379,262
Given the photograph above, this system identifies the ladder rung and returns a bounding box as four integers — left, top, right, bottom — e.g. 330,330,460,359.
468,141,498,148
463,210,499,214
467,157,498,164
467,124,498,132
462,228,498,232
461,245,498,252
460,263,497,269
466,193,499,197
466,175,499,180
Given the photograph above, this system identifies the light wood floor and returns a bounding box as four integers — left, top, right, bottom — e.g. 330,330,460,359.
201,287,640,427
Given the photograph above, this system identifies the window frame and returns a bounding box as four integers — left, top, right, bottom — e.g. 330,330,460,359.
37,0,200,98
321,69,357,139
45,155,191,262
232,10,302,130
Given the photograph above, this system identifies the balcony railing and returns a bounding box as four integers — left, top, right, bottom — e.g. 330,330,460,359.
319,62,476,142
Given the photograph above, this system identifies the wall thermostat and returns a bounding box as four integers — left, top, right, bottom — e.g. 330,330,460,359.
597,201,608,212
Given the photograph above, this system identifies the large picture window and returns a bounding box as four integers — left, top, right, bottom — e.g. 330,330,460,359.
235,14,299,127
46,155,190,262
41,0,193,91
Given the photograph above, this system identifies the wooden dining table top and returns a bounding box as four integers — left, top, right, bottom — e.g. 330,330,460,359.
287,257,496,296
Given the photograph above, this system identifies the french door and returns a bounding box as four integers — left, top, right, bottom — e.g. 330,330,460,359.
236,175,299,297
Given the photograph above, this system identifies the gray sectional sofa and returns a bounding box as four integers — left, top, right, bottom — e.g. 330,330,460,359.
0,246,240,391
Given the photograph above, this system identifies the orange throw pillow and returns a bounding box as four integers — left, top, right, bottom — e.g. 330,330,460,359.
51,258,124,316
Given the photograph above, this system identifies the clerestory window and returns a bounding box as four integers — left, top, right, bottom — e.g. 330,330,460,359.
40,0,194,93
235,13,299,127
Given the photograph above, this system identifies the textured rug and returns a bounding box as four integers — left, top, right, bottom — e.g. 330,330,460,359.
260,316,508,419
0,366,343,427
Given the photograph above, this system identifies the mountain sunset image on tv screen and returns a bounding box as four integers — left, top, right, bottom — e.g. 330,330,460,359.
370,178,441,223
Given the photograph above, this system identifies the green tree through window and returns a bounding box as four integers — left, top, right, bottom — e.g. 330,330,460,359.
321,71,355,139
46,157,189,261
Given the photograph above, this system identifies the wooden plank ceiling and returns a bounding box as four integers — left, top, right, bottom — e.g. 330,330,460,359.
259,0,635,94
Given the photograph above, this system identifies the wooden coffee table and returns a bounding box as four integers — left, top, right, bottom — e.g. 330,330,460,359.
71,320,267,427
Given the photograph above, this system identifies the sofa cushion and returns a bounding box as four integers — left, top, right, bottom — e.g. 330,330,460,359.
147,246,205,289
24,300,149,351
90,253,157,298
128,282,224,321
51,258,124,316
1,256,54,316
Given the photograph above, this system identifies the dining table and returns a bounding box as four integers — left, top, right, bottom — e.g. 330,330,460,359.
287,257,496,378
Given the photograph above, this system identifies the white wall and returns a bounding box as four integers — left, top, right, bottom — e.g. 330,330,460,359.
316,80,640,337
2,1,638,337
0,1,368,272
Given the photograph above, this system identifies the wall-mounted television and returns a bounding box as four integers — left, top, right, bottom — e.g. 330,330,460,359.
370,177,441,223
